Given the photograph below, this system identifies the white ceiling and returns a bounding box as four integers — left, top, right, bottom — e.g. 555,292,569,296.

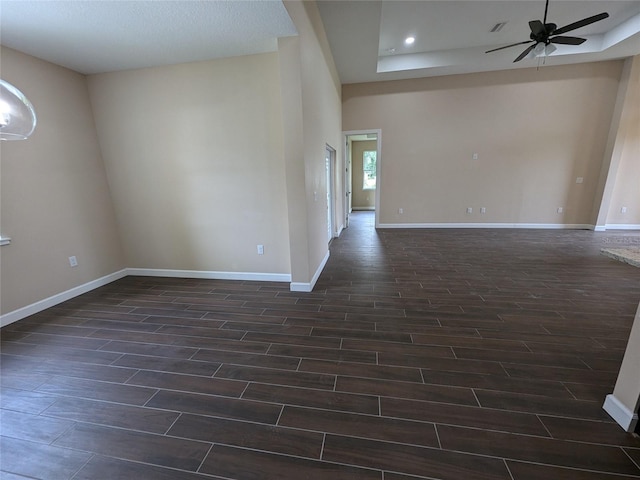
0,0,297,75
318,0,640,83
1,0,639,83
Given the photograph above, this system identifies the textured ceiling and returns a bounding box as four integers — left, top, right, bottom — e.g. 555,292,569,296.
1,0,639,82
0,0,297,74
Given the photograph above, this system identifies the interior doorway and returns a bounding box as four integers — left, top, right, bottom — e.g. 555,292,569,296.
325,145,336,244
343,130,381,229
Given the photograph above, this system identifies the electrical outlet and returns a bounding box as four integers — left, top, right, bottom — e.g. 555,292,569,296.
576,177,584,184
68,256,78,267
466,207,473,214
557,207,563,213
621,207,627,214
480,207,486,214
257,245,264,255
472,153,478,160
398,208,403,214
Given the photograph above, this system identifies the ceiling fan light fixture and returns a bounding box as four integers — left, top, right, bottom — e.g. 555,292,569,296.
0,79,37,141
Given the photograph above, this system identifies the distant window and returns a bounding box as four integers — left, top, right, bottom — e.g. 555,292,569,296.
363,151,376,190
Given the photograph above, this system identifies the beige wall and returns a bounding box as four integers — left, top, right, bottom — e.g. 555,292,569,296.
0,47,125,316
352,140,376,209
87,53,291,275
343,61,624,226
605,56,640,227
282,1,343,285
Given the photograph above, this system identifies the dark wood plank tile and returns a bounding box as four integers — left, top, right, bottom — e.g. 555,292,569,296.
43,396,179,433
53,423,210,471
453,347,591,369
36,375,156,405
191,348,300,370
169,413,323,458
215,364,336,390
475,389,613,420
26,359,137,383
0,388,59,414
267,343,377,364
506,461,640,480
98,340,199,359
0,342,122,365
73,455,220,480
242,382,379,414
539,416,640,447
381,397,549,436
437,424,640,475
421,369,573,398
126,370,247,397
299,358,423,383
342,338,455,358
279,405,440,447
0,409,74,444
322,434,511,480
112,354,220,376
381,352,506,375
243,331,342,348
199,444,382,479
0,436,92,479
146,389,282,424
336,376,479,406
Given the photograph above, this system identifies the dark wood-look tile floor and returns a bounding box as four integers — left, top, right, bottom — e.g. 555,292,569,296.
2,211,640,479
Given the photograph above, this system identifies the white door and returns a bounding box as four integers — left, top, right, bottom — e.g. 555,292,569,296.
325,146,335,243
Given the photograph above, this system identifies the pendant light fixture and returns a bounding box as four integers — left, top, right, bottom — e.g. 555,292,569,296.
0,79,37,141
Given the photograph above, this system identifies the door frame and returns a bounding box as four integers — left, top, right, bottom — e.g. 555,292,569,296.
343,129,382,228
325,144,336,242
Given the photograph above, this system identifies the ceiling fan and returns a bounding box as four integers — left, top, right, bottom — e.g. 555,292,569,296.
486,0,609,62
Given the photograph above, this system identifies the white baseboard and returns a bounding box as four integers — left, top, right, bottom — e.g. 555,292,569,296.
290,250,330,292
0,269,128,328
377,222,594,230
602,393,638,432
353,207,375,211
126,268,291,283
603,394,639,432
604,224,640,231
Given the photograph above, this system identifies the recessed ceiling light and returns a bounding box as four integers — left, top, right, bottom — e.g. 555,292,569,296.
404,36,415,46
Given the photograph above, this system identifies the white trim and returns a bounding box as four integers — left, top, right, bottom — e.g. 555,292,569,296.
290,250,330,292
335,223,344,238
604,224,640,230
0,237,11,246
377,223,595,230
126,268,291,283
0,269,128,328
343,129,381,229
594,225,607,232
603,394,639,432
352,206,375,211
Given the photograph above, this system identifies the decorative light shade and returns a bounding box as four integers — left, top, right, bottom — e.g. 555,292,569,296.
0,79,37,141
532,42,557,58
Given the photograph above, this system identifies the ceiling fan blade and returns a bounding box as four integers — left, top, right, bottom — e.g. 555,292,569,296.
552,12,609,36
485,40,533,54
514,44,536,63
529,20,545,36
550,36,587,45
